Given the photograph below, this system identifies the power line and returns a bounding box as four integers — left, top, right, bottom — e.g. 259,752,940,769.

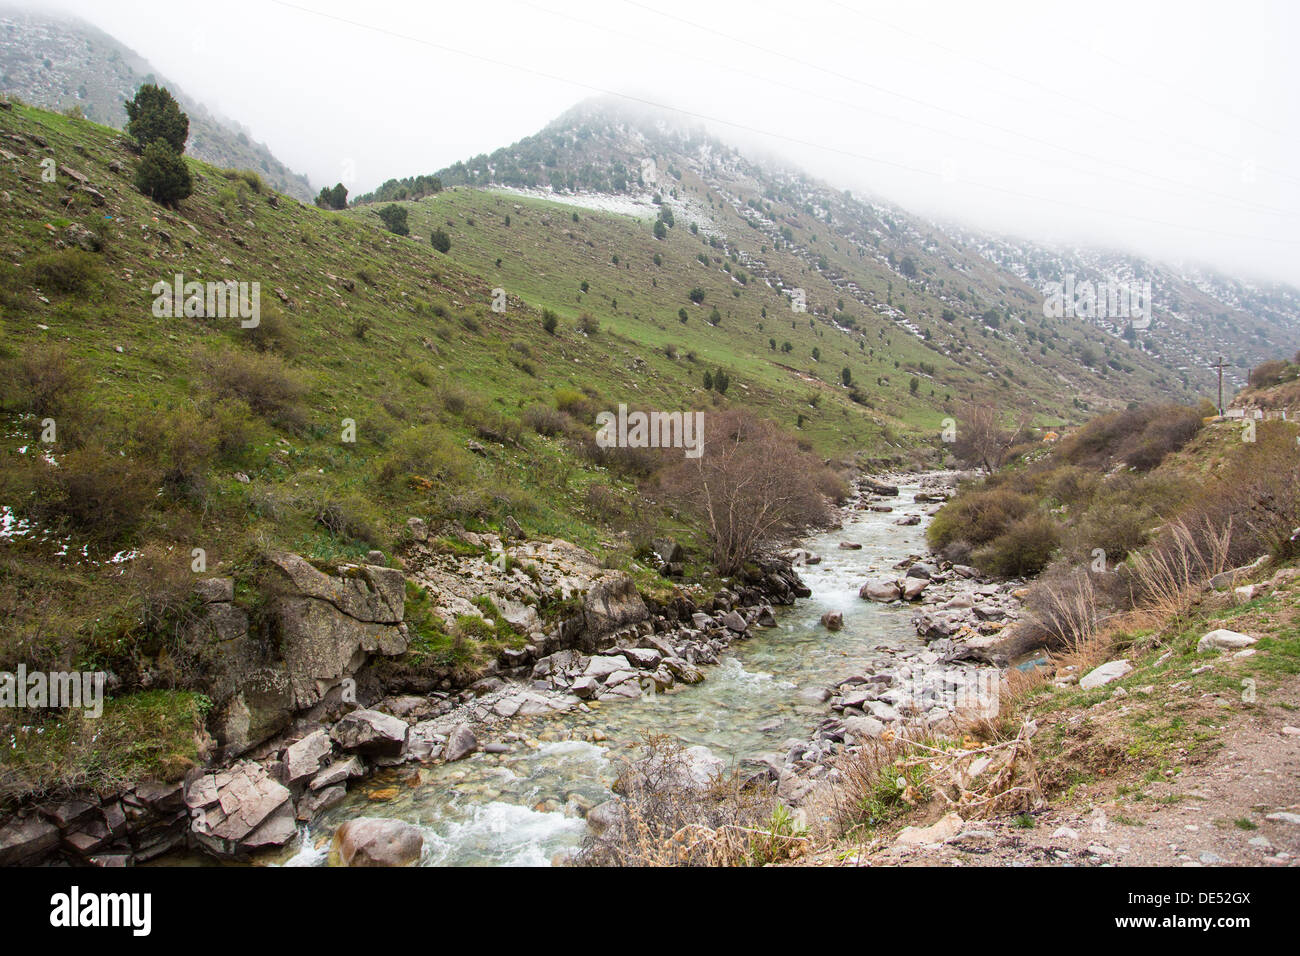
265,0,1300,246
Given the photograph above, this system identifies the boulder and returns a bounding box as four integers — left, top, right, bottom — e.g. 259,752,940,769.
310,756,365,791
720,610,749,633
894,515,922,526
1079,659,1133,690
663,657,704,684
860,578,901,602
331,818,423,867
902,577,929,601
330,710,408,758
843,715,885,741
820,611,844,632
895,811,964,846
443,723,478,762
185,760,296,857
0,816,60,865
585,654,632,679
1197,629,1257,653
284,729,333,783
582,573,649,640
861,477,899,496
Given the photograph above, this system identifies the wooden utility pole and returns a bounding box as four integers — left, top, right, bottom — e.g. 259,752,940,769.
1211,356,1229,415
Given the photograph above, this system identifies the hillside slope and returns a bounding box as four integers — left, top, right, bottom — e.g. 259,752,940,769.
367,97,1299,405
0,8,314,202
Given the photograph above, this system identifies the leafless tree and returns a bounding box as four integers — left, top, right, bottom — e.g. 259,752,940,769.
660,409,841,574
954,404,1032,473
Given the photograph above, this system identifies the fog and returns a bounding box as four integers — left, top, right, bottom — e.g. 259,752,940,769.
34,0,1300,284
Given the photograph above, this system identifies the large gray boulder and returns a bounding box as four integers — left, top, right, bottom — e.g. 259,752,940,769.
1197,629,1257,653
185,760,296,858
330,709,409,758
582,573,649,641
443,723,478,762
284,729,333,783
331,818,423,867
860,578,902,602
265,552,409,711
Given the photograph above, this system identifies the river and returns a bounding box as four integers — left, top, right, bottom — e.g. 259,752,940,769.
281,477,935,866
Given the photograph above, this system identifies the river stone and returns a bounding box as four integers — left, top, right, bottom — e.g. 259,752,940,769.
310,755,365,791
585,654,632,679
860,578,901,602
663,657,704,684
843,715,885,741
297,784,347,821
821,611,844,631
284,729,333,783
332,818,423,867
1079,659,1133,690
902,577,929,600
330,709,408,757
444,723,478,762
1197,629,1257,653
721,611,749,633
623,647,662,668
585,800,624,836
571,675,601,698
0,816,60,865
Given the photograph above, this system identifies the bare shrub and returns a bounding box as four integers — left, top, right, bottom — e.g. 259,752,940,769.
33,442,158,543
522,403,571,437
952,404,1032,473
1024,563,1107,652
659,409,839,575
0,343,88,418
200,348,307,432
574,735,788,867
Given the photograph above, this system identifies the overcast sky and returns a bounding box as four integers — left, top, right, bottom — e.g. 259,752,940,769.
33,0,1300,284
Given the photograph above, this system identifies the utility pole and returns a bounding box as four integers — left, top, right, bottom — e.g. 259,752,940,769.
1210,356,1229,416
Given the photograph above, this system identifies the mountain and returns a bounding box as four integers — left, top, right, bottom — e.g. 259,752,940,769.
365,97,1300,400
0,7,314,201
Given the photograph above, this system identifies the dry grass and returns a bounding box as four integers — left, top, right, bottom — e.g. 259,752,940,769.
574,734,805,866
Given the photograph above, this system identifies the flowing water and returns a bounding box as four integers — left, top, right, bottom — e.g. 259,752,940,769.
285,479,935,866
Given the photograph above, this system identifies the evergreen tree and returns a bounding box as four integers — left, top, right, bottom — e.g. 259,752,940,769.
124,84,189,153
134,140,192,205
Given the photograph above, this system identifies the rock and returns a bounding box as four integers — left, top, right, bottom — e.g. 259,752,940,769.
406,516,429,542
901,577,929,601
503,515,524,539
838,541,863,550
310,756,365,791
0,816,60,865
894,515,922,526
185,760,296,857
1197,629,1257,653
895,811,964,846
820,611,844,632
297,784,347,821
284,729,333,783
860,578,901,602
861,477,899,496
843,715,885,740
443,723,478,762
756,605,778,627
720,610,748,633
330,710,409,758
585,800,624,836
194,577,235,603
663,657,704,684
1079,659,1133,690
585,654,632,679
1265,811,1300,825
331,818,423,867
570,676,602,698
623,647,663,668
583,573,649,639
653,539,684,563
905,563,935,580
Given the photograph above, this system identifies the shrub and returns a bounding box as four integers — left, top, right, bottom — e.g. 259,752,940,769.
21,248,99,295
542,309,558,334
124,83,189,152
200,348,307,432
972,512,1059,577
523,404,570,437
33,442,158,543
314,494,384,547
134,141,193,205
377,204,409,235
577,312,599,335
0,343,87,417
430,228,452,253
927,487,1036,551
